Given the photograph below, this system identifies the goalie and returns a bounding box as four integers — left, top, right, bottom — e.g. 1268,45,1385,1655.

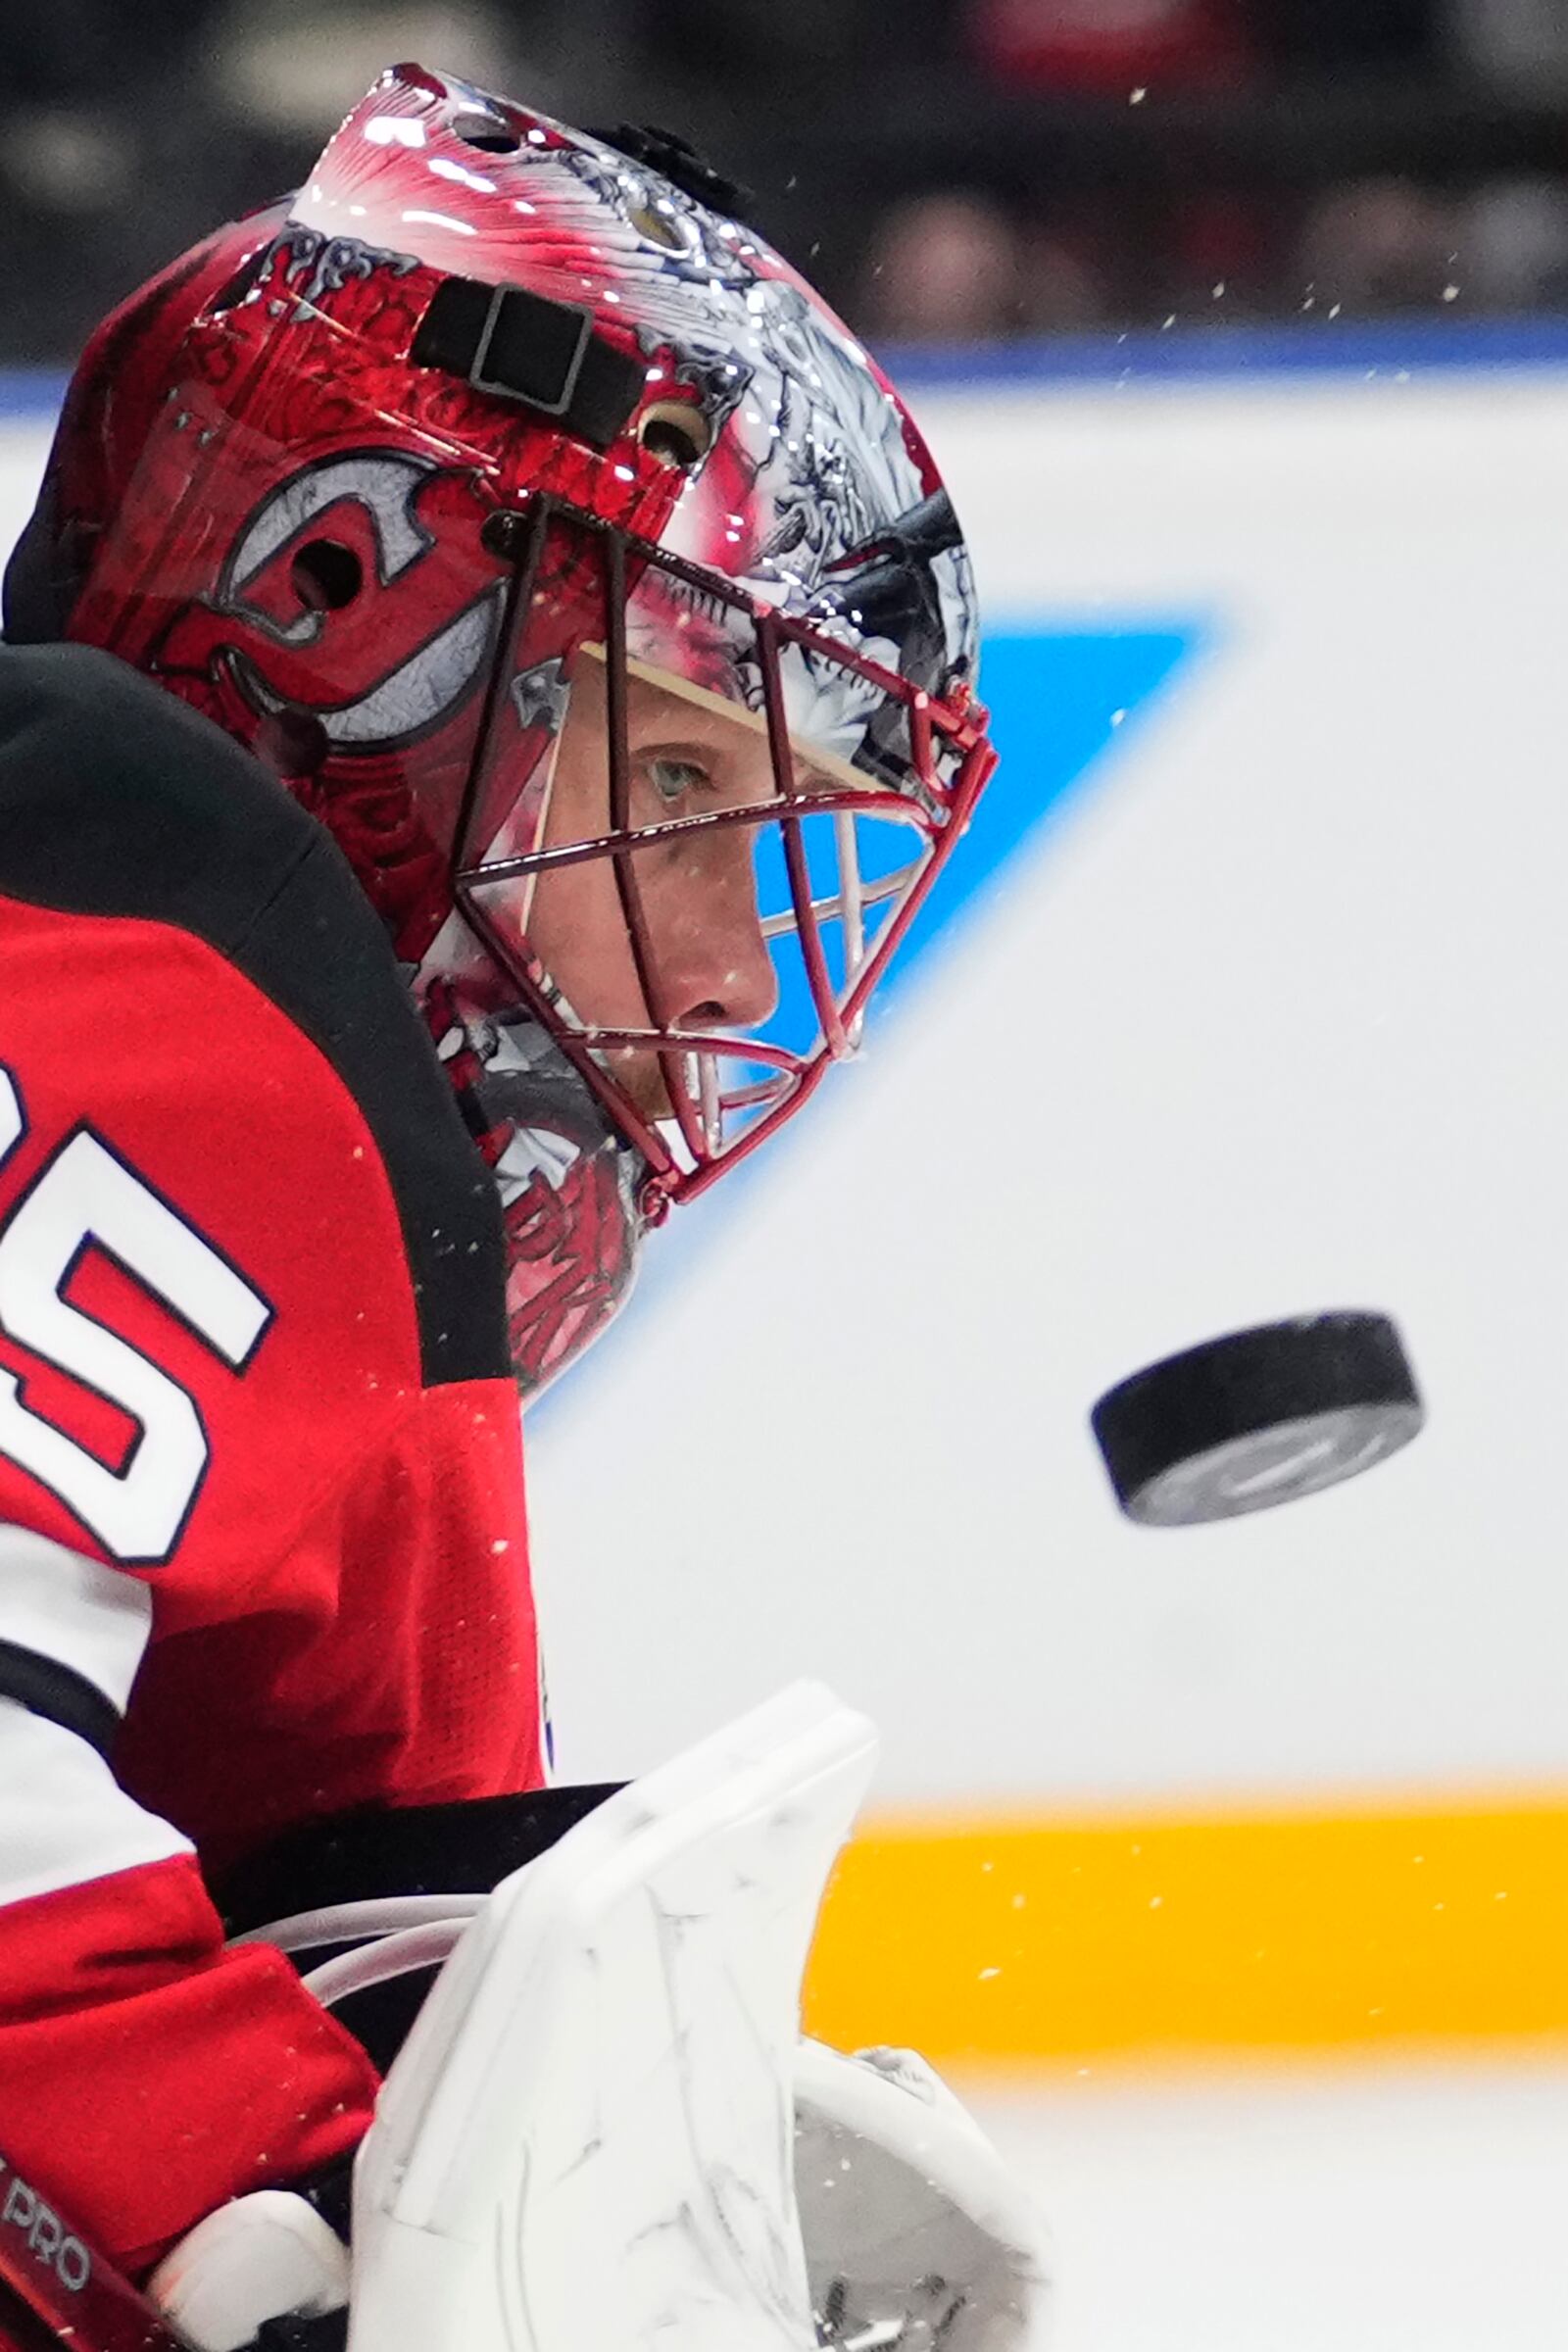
0,65,1044,2351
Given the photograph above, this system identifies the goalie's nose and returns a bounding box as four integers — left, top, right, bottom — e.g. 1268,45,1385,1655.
651,827,781,1034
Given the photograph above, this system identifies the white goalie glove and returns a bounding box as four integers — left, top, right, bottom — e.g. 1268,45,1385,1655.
149,2039,1053,2352
795,2037,1053,2350
152,1691,1052,2352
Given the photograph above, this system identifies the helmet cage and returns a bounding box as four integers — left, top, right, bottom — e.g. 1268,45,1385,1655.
452,494,995,1212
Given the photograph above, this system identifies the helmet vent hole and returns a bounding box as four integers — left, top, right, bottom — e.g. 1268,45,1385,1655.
451,109,522,155
628,201,686,254
291,538,363,612
480,510,530,564
210,246,268,315
636,400,712,469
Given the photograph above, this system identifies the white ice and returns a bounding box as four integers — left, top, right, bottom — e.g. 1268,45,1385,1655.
963,2057,1568,2351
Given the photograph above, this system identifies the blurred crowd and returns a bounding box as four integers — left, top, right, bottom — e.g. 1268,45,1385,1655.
858,0,1568,338
4,0,1568,361
859,160,1568,343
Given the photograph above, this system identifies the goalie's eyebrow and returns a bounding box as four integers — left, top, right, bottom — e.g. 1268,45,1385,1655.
791,758,840,798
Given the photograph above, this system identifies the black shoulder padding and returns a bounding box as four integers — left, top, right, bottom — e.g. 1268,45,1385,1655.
0,644,509,1388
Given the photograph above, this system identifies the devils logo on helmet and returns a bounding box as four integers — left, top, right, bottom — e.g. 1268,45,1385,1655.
159,453,505,753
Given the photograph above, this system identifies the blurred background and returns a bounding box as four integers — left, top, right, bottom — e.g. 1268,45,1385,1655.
6,8,1568,2347
8,0,1568,360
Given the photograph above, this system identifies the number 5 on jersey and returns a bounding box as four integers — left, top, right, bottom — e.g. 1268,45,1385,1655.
0,1065,271,1564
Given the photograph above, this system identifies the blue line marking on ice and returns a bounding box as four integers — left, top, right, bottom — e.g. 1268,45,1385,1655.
878,622,1202,1003
530,619,1205,1412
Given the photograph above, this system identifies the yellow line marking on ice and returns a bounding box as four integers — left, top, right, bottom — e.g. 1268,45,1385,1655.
804,1789,1568,2060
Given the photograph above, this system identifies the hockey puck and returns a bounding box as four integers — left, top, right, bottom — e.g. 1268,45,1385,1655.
1091,1310,1423,1528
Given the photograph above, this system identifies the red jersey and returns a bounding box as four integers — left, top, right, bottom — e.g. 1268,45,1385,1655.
0,644,544,2272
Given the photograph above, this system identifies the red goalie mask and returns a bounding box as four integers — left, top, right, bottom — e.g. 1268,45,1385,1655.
9,66,995,1390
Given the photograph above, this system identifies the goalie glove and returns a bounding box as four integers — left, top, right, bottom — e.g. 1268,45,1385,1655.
794,2039,1053,2350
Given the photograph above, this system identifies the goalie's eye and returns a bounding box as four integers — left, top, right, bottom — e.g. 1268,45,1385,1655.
645,754,711,807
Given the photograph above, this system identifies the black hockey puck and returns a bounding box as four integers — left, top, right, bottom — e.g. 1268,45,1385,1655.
1091,1310,1423,1528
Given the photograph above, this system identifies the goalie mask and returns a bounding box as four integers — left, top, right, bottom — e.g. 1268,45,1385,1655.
11,66,995,1393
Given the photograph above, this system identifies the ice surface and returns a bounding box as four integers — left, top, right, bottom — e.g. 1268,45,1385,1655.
964,2057,1568,2350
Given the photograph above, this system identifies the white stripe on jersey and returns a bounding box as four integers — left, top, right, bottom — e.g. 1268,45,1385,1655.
0,1521,152,1710
0,1698,190,1909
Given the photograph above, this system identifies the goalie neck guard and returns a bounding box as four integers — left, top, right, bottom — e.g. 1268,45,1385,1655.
9,65,995,1392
